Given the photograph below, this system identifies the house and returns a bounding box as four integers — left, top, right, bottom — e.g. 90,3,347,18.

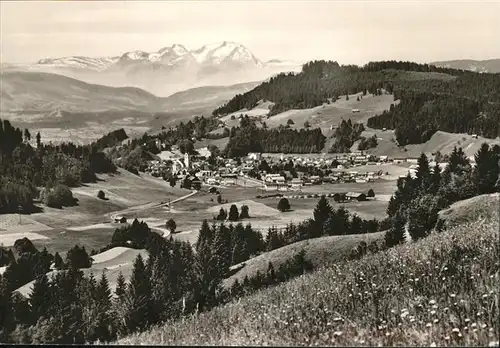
264,182,288,191
352,109,360,113
290,178,303,189
472,134,478,139
345,192,367,201
114,216,127,223
207,178,220,185
309,175,321,184
248,152,262,161
222,178,236,186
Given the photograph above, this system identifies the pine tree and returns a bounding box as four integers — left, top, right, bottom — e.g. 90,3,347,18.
313,195,333,235
385,211,406,248
54,252,64,269
474,143,498,194
115,272,126,300
239,205,250,219
228,204,239,221
122,254,154,333
96,272,112,310
416,153,431,189
28,273,51,322
36,132,41,148
211,224,232,279
430,162,441,192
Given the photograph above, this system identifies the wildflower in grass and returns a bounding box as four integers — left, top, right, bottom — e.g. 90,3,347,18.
333,331,343,337
452,328,460,334
471,323,477,328
426,323,432,328
429,300,436,305
445,336,451,341
488,341,499,347
430,342,436,347
450,294,456,298
430,310,436,315
433,319,439,324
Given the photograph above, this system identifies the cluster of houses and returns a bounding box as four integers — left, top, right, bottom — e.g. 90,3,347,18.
142,147,477,192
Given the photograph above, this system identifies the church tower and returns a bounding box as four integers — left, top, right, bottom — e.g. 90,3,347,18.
184,152,190,169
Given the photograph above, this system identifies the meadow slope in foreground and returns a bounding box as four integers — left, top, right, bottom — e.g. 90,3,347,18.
117,213,499,346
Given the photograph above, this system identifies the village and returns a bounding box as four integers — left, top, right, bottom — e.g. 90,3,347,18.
143,144,467,196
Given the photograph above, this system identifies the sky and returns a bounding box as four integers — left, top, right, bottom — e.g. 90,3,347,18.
1,1,499,65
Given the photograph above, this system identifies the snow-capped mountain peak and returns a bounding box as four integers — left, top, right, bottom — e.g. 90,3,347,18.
191,41,262,66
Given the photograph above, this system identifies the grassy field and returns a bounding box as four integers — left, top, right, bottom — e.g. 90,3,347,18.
437,193,499,230
223,232,384,289
0,169,190,254
117,204,499,346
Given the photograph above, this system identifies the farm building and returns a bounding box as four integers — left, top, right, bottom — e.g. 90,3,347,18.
114,216,127,223
345,192,367,201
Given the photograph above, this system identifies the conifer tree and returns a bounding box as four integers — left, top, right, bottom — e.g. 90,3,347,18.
122,254,154,333
228,204,239,221
29,273,51,323
474,143,498,194
313,195,333,235
385,211,406,248
115,272,127,300
416,153,431,189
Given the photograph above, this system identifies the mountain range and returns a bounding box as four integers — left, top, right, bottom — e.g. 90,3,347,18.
3,42,302,96
430,59,500,73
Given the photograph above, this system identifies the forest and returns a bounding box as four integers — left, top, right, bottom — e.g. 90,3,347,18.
212,60,500,143
0,119,117,213
224,117,325,157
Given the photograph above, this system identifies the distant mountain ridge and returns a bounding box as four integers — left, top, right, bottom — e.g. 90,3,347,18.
4,42,302,96
430,59,500,73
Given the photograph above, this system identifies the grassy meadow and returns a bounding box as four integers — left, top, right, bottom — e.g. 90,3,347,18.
117,211,499,346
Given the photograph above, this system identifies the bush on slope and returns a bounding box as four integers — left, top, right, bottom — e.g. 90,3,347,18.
117,215,499,346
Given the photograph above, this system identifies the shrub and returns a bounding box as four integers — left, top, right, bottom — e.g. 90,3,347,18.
367,189,375,198
240,205,250,219
277,198,291,212
97,190,106,200
228,205,239,221
166,219,176,233
43,184,76,208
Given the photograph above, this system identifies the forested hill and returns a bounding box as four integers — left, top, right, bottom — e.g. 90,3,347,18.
212,60,500,145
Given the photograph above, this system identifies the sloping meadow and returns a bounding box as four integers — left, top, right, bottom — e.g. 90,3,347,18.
118,214,499,346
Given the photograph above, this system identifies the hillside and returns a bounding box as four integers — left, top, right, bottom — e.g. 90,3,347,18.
212,61,500,144
0,71,163,113
431,59,500,73
223,232,384,289
0,71,265,144
437,192,499,230
118,212,499,346
160,81,261,111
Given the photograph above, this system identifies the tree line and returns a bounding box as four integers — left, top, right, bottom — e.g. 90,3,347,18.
384,143,500,247
367,90,500,145
0,119,116,213
224,117,325,157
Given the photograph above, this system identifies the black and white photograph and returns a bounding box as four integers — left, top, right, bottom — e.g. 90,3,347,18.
0,0,499,345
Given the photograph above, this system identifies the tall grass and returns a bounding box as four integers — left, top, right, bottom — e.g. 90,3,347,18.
117,214,499,346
